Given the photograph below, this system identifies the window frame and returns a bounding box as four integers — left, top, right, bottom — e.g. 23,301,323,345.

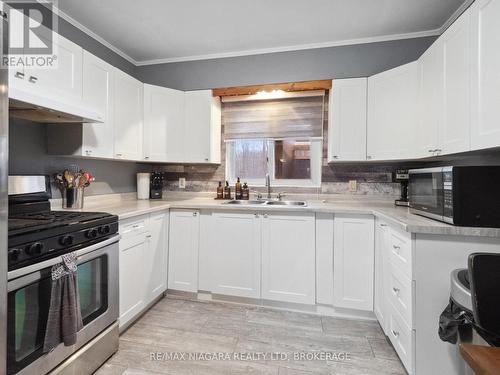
225,138,323,188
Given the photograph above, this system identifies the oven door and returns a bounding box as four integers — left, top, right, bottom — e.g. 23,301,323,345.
6,235,119,375
408,167,445,221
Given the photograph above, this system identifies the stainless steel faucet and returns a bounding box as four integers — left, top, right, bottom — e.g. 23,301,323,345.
265,173,272,199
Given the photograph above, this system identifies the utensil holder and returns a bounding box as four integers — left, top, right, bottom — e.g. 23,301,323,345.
62,187,84,209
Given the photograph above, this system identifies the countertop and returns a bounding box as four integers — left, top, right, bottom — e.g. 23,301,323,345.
51,193,500,238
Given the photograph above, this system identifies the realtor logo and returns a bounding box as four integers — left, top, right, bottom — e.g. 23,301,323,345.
2,0,58,69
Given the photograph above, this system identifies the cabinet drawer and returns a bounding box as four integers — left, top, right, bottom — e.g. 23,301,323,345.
388,305,414,374
389,229,412,277
120,216,148,237
388,264,413,328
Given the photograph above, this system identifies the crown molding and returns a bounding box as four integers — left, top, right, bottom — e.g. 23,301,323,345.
53,2,473,67
135,29,441,66
54,7,139,65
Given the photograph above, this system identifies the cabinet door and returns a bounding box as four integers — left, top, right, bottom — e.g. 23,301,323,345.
441,8,471,155
168,210,200,292
329,78,367,161
374,219,390,333
417,42,442,158
143,84,185,162
144,212,167,303
261,212,315,304
367,62,419,160
333,215,375,311
207,211,261,298
24,34,83,103
470,0,500,150
113,70,143,160
82,51,114,158
119,232,146,327
183,90,221,163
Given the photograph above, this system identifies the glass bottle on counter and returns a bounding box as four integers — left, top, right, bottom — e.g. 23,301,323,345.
217,181,223,199
235,177,242,200
223,181,231,199
242,182,249,200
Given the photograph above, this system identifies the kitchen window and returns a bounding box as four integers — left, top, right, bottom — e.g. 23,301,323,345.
224,91,324,187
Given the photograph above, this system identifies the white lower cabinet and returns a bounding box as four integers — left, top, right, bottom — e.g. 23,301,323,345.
168,209,200,292
333,215,375,311
261,212,316,304
206,211,261,298
374,219,390,332
119,212,168,329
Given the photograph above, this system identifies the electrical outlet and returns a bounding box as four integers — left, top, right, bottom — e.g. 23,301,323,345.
348,180,357,192
179,177,186,189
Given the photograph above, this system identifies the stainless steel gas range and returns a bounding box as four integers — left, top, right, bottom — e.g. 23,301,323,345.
7,175,119,375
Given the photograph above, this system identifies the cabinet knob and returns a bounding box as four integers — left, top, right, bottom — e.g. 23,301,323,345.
392,287,400,294
193,212,198,217
146,234,152,238
333,155,339,159
28,76,38,83
144,156,149,160
116,153,122,157
392,330,399,337
366,155,372,160
263,214,268,218
15,71,24,79
379,223,387,227
254,213,259,218
204,158,209,161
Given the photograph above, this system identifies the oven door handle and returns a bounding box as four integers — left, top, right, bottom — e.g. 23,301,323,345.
7,235,120,283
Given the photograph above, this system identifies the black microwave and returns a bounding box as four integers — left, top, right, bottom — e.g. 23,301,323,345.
408,166,500,227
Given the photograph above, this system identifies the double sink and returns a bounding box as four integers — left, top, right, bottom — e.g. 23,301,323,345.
223,200,307,207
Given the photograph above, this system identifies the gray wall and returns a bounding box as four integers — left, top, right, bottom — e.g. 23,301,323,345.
136,37,436,91
57,16,136,77
9,119,150,197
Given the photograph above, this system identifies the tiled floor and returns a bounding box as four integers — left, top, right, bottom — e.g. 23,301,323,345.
96,297,406,375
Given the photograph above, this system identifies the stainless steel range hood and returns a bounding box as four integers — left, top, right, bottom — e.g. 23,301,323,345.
9,87,104,124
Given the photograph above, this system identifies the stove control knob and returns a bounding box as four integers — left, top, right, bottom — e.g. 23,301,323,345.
98,225,111,235
26,242,43,255
9,248,21,261
59,235,74,246
85,228,98,239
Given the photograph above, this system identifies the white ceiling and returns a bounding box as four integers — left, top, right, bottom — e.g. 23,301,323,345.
57,0,469,65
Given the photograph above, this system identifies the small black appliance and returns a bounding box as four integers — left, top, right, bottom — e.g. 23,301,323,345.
393,169,409,207
150,172,164,199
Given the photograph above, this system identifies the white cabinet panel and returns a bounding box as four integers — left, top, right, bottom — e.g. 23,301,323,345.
207,212,261,298
119,227,146,327
113,70,143,160
23,34,83,103
441,8,471,155
328,78,367,161
470,0,500,150
168,210,200,292
261,212,315,304
315,213,334,305
374,219,390,333
417,42,442,158
81,51,114,158
145,212,167,302
333,215,375,311
367,62,419,160
143,84,185,162
184,90,221,163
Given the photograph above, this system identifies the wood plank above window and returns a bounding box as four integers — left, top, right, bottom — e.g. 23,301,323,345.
212,80,332,97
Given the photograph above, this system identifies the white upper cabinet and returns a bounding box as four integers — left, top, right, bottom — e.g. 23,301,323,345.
143,84,185,162
113,70,144,160
328,78,367,161
261,212,316,305
184,90,222,163
367,61,419,161
81,51,114,158
333,215,375,311
441,8,471,155
417,41,443,158
470,0,500,150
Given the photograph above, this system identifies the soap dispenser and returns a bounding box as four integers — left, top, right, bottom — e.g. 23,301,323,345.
235,177,242,200
217,181,223,199
223,181,231,199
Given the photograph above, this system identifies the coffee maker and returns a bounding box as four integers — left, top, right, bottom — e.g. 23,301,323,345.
150,172,164,199
394,169,409,207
